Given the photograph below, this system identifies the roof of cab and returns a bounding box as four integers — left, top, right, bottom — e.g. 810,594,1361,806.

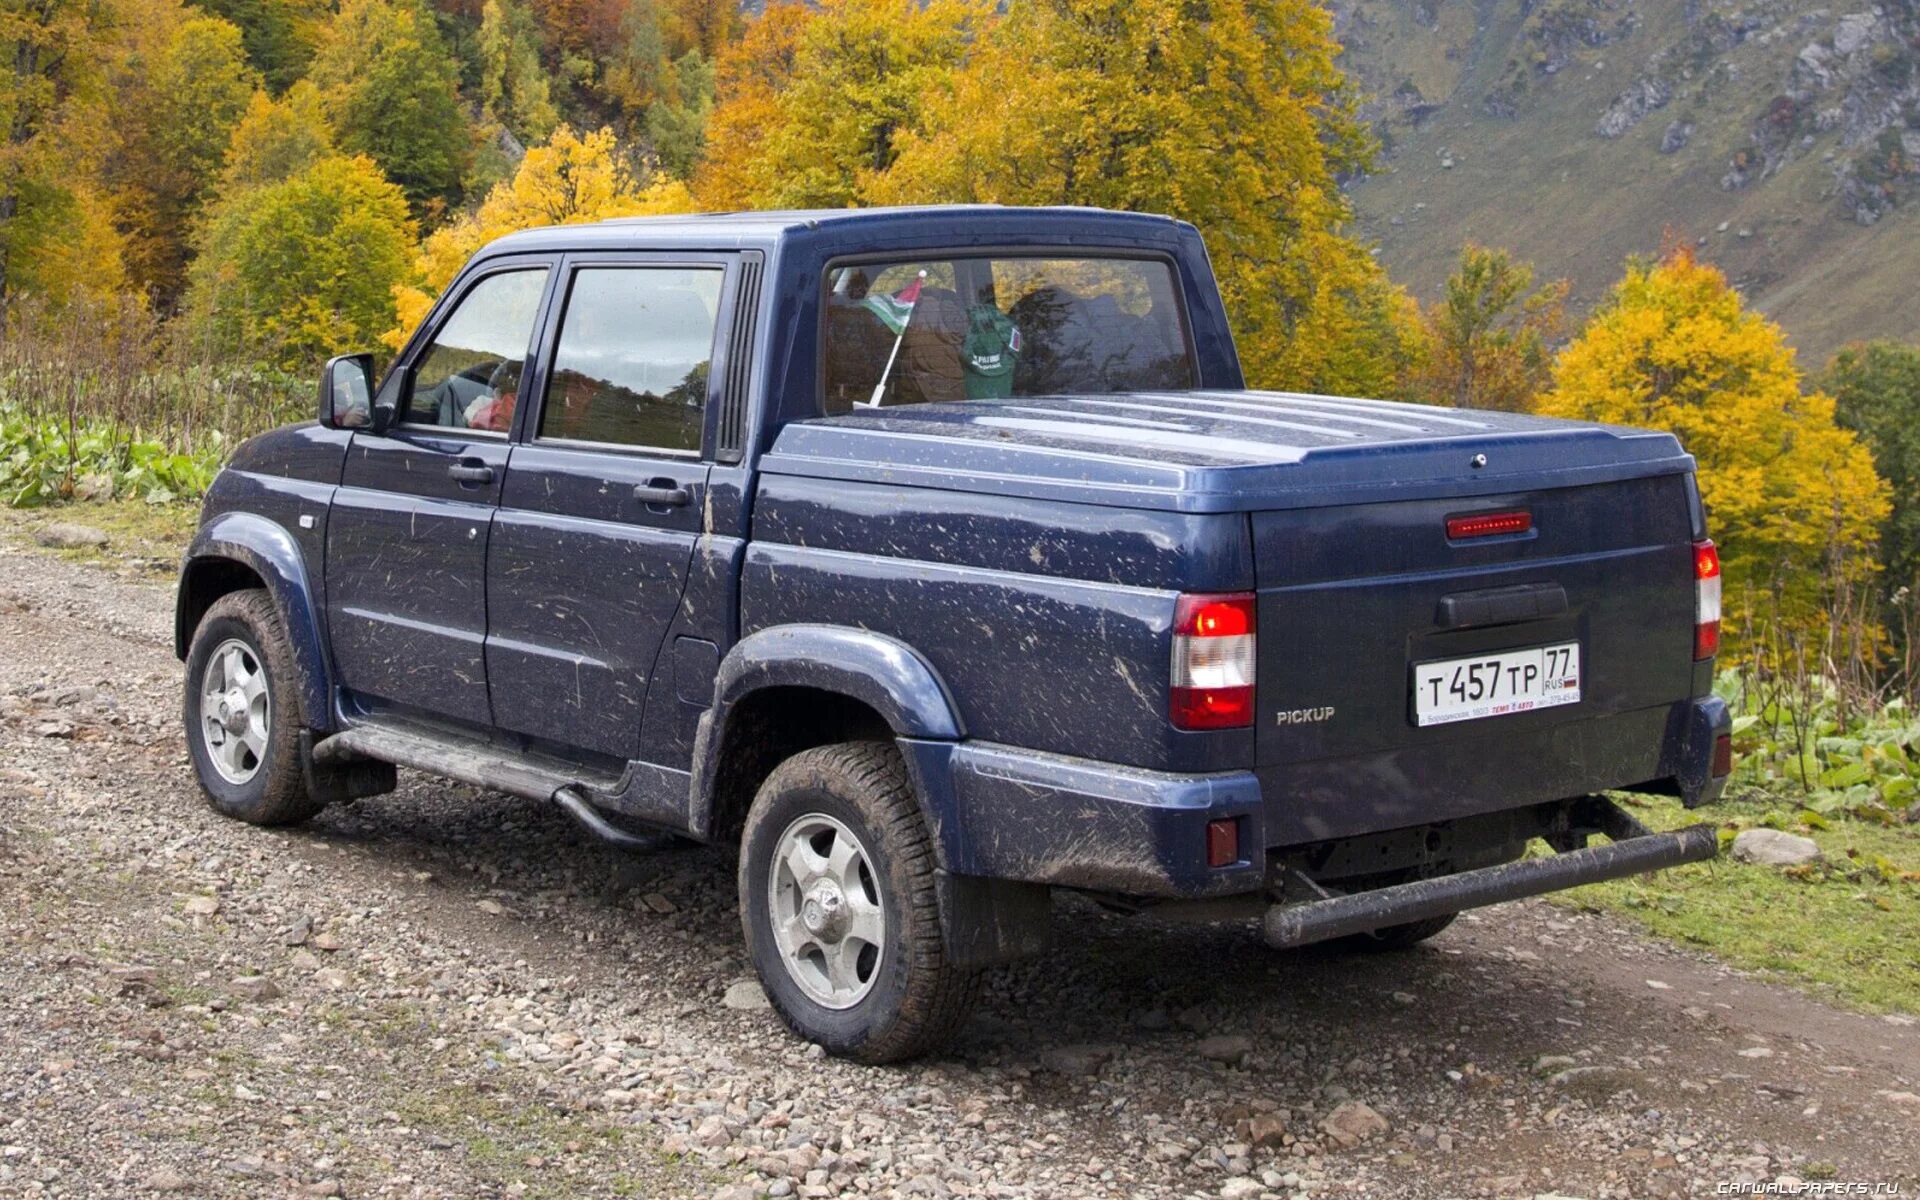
478,204,1197,258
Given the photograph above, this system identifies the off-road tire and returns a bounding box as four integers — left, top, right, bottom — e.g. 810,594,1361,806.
183,589,327,827
739,741,982,1063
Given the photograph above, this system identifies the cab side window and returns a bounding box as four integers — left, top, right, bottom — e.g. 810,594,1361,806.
538,267,723,453
404,268,550,432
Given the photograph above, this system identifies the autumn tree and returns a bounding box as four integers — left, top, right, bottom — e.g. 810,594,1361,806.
661,0,733,58
694,0,983,210
387,125,694,346
0,0,128,304
113,11,261,300
1825,341,1920,601
1539,249,1889,649
218,79,334,194
191,0,327,91
309,0,471,215
184,153,415,369
477,0,557,143
1404,244,1566,411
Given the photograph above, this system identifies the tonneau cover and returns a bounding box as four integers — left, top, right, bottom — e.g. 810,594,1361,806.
760,391,1692,513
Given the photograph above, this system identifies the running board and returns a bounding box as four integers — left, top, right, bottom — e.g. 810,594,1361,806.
313,725,674,851
1263,799,1719,950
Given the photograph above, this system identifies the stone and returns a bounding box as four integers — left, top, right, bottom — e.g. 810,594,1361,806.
695,1115,733,1149
1548,1066,1640,1099
1731,829,1821,866
1195,1035,1253,1065
1319,1101,1389,1148
1833,12,1877,56
1040,1044,1119,1077
1247,1113,1289,1148
182,895,221,916
313,968,350,990
305,1181,343,1197
228,975,282,1002
142,1167,192,1192
35,523,109,550
712,1188,757,1200
311,931,343,952
1220,1180,1263,1200
723,980,771,1011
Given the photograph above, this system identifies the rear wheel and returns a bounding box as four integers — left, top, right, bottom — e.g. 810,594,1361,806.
183,590,326,827
738,742,981,1063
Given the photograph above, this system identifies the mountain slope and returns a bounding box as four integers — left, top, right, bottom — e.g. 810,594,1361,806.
1336,0,1920,366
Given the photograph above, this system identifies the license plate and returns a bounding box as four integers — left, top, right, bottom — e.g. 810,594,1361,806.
1412,642,1581,727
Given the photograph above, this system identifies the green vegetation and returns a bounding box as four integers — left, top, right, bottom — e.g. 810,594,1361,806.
0,407,220,506
1566,671,1920,1015
1569,791,1920,1014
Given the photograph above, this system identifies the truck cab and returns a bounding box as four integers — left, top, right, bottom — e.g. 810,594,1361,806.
176,206,1730,1062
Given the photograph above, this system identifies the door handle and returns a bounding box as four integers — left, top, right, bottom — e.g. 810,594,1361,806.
633,481,690,508
448,461,494,485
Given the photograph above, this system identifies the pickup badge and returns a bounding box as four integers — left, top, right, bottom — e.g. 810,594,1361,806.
1276,706,1336,726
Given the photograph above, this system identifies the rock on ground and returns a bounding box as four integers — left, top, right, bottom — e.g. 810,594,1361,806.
1731,828,1822,866
33,522,109,550
1320,1101,1391,1148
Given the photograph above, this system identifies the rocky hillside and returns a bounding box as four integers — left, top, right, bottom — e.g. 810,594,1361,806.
1335,0,1920,366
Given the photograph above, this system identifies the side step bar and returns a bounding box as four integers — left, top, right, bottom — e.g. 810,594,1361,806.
313,725,674,852
1263,800,1719,950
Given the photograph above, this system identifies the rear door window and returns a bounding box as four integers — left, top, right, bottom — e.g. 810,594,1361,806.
537,266,723,453
822,255,1193,412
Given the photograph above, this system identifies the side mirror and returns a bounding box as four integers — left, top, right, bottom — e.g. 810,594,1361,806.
318,353,376,430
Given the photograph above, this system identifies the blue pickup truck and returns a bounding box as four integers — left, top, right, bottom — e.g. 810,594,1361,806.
175,205,1730,1061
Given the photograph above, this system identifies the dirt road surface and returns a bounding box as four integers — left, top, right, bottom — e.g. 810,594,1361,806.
2,521,1917,1199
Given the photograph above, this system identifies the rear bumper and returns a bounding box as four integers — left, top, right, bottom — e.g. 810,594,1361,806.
1665,694,1732,808
900,739,1265,898
901,694,1731,902
1263,797,1718,948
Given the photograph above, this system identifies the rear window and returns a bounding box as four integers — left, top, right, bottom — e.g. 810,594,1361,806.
821,255,1194,412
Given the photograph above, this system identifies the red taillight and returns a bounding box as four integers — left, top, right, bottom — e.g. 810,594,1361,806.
1694,539,1721,661
1206,818,1241,868
1171,592,1256,730
1446,510,1532,540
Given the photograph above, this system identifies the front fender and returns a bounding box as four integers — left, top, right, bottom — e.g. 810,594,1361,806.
177,511,333,732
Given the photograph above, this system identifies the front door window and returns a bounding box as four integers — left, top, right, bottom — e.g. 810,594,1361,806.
404,268,551,432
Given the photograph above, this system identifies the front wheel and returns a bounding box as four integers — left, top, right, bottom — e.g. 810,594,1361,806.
738,742,981,1063
183,589,326,827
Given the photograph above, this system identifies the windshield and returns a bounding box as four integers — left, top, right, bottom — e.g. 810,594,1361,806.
821,255,1195,412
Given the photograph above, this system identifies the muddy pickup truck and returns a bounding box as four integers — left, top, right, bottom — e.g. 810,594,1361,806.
175,205,1730,1061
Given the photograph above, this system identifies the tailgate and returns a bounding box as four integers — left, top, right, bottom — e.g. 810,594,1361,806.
1254,474,1698,844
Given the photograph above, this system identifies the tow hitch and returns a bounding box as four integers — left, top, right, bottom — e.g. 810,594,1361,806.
1262,798,1718,950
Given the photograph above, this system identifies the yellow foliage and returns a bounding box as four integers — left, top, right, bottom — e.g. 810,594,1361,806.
699,0,1418,395
695,0,983,211
1539,248,1890,651
385,126,695,349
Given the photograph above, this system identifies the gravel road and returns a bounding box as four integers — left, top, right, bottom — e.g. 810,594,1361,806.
2,517,1918,1200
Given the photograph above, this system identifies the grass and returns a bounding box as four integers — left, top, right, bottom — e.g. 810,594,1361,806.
2,495,200,575
1562,790,1920,1014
